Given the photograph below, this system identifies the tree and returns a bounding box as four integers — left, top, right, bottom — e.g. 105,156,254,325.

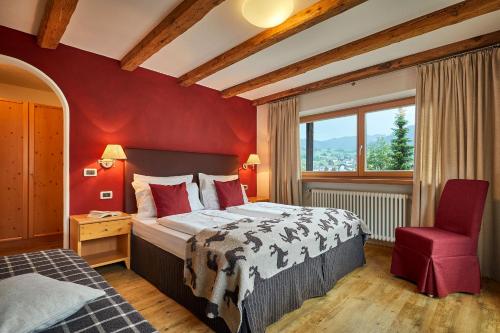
389,109,413,170
366,137,391,170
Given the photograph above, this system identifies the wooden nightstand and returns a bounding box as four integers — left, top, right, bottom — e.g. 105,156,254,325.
70,213,131,269
248,196,270,203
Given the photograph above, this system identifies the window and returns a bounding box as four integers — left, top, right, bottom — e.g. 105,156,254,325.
314,116,358,172
301,98,415,179
365,105,415,172
300,123,307,171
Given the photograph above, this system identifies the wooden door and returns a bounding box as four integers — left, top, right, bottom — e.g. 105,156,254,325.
0,99,28,243
29,103,63,239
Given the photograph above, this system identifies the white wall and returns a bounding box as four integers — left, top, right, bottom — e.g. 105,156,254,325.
0,82,61,106
256,67,417,197
299,67,416,115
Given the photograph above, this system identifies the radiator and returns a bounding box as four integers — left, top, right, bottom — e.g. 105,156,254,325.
311,189,409,242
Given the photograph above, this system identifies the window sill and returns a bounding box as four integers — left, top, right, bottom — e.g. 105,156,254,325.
301,176,413,185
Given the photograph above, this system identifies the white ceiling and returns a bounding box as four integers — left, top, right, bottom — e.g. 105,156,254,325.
1,0,499,100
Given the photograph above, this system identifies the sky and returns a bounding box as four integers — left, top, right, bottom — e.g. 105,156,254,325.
301,106,415,141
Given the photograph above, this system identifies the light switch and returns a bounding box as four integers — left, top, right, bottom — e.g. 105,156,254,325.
83,168,97,176
100,191,113,200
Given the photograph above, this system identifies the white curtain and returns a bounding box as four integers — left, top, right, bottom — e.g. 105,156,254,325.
412,47,500,281
268,97,302,205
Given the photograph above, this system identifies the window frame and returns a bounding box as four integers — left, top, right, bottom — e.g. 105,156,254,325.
300,97,415,180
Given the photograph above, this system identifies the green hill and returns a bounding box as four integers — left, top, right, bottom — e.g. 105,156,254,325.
301,125,415,151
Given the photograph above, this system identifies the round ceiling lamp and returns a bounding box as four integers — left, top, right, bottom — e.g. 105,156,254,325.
242,0,294,28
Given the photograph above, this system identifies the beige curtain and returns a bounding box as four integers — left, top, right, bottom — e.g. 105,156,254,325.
268,97,301,205
412,47,500,281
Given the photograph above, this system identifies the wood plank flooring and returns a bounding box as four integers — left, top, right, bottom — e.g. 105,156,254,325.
97,245,500,332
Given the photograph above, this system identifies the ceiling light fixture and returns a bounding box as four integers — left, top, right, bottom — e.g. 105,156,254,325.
242,0,294,28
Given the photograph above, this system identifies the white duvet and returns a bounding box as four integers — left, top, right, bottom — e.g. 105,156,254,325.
157,210,249,235
226,202,299,219
157,203,300,236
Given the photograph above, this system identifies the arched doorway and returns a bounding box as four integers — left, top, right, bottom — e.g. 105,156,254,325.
0,55,70,249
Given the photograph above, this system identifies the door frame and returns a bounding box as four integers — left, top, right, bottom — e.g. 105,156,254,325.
0,55,70,248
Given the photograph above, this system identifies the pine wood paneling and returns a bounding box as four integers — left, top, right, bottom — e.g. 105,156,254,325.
29,103,63,238
0,99,28,243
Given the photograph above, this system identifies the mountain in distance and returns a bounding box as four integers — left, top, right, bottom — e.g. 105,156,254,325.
301,125,415,151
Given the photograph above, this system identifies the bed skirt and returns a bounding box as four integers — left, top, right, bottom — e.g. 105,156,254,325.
131,234,366,333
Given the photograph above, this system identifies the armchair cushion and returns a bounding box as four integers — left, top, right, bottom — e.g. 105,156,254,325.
395,227,474,257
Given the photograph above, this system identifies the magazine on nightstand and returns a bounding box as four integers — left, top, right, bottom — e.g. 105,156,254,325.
87,210,121,218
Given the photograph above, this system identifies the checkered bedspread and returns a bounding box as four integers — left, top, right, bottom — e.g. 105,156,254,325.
0,249,157,333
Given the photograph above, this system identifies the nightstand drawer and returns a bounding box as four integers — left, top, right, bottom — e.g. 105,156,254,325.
80,219,131,241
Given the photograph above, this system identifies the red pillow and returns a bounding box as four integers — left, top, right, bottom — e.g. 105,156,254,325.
213,179,244,209
149,183,191,218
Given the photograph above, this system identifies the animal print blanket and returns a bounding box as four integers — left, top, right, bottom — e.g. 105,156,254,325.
184,206,370,333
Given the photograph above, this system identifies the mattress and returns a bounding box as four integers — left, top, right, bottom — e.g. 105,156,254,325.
132,215,191,260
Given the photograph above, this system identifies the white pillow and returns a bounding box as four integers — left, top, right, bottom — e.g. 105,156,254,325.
0,273,105,333
132,174,198,217
242,186,249,203
198,173,248,210
134,173,193,184
186,183,204,211
132,181,158,217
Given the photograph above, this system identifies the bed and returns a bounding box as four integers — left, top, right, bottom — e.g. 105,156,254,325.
124,148,367,333
0,248,157,333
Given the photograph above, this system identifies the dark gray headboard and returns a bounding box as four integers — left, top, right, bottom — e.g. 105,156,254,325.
124,148,239,213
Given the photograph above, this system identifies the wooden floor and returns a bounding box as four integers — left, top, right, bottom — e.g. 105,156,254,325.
98,245,500,332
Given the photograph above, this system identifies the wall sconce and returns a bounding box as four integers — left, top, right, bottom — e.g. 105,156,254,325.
242,154,261,170
98,144,127,169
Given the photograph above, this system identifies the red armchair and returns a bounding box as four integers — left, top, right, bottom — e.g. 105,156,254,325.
391,179,489,297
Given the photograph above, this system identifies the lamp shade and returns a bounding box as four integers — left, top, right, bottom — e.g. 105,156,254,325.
242,0,294,28
246,154,261,166
101,144,127,160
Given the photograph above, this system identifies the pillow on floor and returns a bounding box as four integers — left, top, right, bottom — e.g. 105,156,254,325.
0,273,105,333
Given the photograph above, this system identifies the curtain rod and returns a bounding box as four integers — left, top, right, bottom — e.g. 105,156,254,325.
418,43,499,67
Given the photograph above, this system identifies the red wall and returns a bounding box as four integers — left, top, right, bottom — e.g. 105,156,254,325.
0,26,257,214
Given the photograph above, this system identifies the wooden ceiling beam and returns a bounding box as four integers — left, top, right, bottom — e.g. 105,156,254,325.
121,0,225,71
178,0,367,86
222,0,500,98
37,0,79,49
252,30,500,106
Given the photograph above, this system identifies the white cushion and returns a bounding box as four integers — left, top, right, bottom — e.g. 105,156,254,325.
186,183,204,211
0,273,105,333
132,174,196,217
198,173,248,210
133,173,193,184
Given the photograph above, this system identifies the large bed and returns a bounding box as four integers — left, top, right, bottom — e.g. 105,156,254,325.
124,148,367,333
